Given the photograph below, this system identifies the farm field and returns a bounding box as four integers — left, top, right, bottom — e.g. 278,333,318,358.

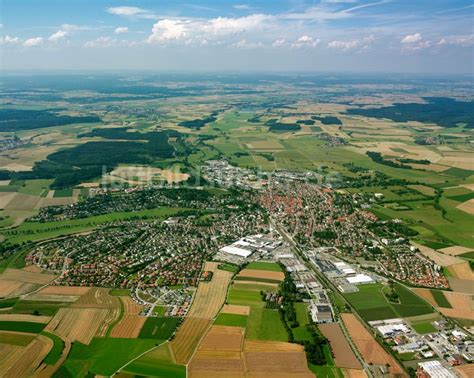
245,261,284,272
188,325,314,378
214,313,248,327
344,283,434,321
45,307,109,344
227,282,288,341
122,343,186,378
60,337,157,376
341,313,406,377
170,261,233,364
413,288,474,321
138,316,180,340
236,268,285,283
110,315,146,338
319,322,361,369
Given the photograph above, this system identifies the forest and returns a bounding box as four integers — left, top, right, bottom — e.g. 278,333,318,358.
0,109,100,131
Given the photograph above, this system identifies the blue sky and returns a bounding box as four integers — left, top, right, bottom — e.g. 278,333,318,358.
1,0,473,73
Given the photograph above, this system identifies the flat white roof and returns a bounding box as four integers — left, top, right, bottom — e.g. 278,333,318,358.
220,246,253,257
419,361,456,378
342,268,356,274
377,324,409,336
346,274,374,284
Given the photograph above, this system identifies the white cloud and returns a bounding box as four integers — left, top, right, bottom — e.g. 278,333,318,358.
147,14,270,44
232,39,263,48
107,6,155,19
148,20,188,43
328,35,374,51
202,14,270,36
114,27,129,34
233,4,252,10
401,33,422,44
1,35,21,45
49,30,68,42
84,37,136,48
61,23,93,31
292,35,320,48
328,39,359,50
272,38,286,47
443,34,474,47
23,37,43,47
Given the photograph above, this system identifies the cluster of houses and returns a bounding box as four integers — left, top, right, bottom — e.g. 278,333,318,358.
133,286,193,317
261,180,449,289
369,318,472,376
26,208,265,298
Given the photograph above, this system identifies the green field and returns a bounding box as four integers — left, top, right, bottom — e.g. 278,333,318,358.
227,283,288,341
61,337,158,376
459,251,474,260
309,364,344,378
0,321,46,333
217,262,240,273
245,261,283,272
123,343,186,378
153,306,167,316
412,322,437,334
138,317,180,340
373,196,474,249
292,302,313,342
41,331,65,365
12,300,69,316
344,283,434,321
214,313,248,327
17,179,53,196
0,297,18,309
0,332,36,346
430,290,452,308
109,289,131,296
234,276,282,284
53,188,73,197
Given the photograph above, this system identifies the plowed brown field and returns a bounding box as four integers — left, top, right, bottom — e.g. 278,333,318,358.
455,364,474,378
3,334,52,377
341,314,406,377
243,340,313,378
188,326,245,378
71,287,120,308
342,368,368,378
121,296,144,315
171,261,233,364
1,268,56,284
238,269,284,281
0,279,23,297
319,322,361,369
46,307,109,344
0,314,51,323
222,304,250,315
39,286,91,296
110,316,146,338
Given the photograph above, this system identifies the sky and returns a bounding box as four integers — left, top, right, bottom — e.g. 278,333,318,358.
1,0,473,73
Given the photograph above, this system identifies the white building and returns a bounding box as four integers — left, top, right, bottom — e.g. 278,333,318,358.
346,274,374,284
418,361,456,378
